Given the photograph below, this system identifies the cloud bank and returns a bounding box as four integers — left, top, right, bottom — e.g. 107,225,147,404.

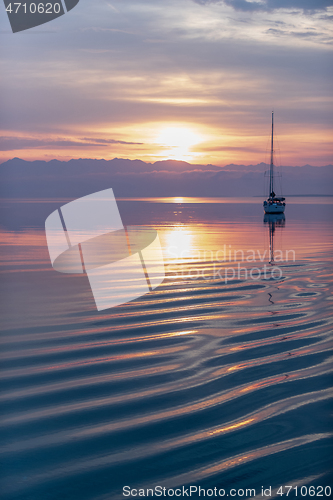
193,0,333,12
0,0,332,166
1,158,332,210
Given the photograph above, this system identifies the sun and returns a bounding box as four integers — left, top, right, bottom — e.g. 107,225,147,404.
157,126,201,160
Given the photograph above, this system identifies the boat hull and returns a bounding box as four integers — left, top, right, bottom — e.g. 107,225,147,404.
263,202,285,214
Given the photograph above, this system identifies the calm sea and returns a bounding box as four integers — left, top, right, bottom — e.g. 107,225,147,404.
0,197,332,499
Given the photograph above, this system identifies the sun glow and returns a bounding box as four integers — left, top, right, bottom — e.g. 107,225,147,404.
157,126,202,160
165,227,193,261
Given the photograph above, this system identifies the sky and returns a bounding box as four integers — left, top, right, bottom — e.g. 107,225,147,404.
0,0,332,166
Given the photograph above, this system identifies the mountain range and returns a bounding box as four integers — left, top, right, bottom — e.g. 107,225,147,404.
1,157,332,199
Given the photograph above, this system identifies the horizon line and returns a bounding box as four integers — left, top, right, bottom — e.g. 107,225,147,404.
1,157,332,169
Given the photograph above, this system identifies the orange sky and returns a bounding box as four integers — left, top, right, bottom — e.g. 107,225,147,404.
0,0,332,166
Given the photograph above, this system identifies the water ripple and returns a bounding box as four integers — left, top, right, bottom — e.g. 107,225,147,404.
1,253,332,499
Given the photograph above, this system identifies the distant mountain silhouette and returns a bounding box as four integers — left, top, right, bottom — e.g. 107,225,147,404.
1,157,332,200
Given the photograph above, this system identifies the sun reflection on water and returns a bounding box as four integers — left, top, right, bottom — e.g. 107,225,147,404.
165,227,194,262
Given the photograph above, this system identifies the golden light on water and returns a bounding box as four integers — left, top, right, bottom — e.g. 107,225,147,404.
165,227,194,261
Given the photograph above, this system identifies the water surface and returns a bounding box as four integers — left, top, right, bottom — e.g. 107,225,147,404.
0,197,332,499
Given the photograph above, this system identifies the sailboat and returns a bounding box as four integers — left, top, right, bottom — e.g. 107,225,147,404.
263,112,286,214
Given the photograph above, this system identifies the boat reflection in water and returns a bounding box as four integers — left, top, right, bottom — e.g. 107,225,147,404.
264,212,285,264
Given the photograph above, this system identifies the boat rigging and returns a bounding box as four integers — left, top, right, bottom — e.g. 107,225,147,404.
263,112,286,214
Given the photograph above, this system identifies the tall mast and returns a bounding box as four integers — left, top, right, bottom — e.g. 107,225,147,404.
270,111,274,197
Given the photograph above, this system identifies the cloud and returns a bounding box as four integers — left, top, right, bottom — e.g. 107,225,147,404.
0,137,144,151
198,145,263,153
193,0,333,12
265,27,331,43
267,0,333,11
0,0,331,166
82,138,143,145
